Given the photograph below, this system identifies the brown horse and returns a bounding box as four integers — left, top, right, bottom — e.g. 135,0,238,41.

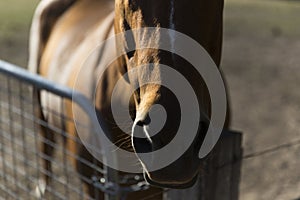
29,0,227,199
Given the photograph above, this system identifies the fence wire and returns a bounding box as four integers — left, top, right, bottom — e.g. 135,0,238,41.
0,61,111,200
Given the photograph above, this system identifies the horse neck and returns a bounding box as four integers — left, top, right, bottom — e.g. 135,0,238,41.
173,0,224,66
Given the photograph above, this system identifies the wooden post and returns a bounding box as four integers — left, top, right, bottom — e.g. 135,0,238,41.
165,130,243,200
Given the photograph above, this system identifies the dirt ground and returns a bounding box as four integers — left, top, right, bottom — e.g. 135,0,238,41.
0,0,299,199
222,1,300,199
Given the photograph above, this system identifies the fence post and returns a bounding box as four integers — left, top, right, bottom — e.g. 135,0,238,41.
165,130,243,200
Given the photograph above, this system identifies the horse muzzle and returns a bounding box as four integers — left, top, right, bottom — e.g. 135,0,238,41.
131,116,208,189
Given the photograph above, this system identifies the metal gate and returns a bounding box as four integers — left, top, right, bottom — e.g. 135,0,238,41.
0,60,142,200
0,60,243,200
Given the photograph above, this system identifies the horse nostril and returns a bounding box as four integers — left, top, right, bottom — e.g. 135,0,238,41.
136,114,151,126
136,120,144,127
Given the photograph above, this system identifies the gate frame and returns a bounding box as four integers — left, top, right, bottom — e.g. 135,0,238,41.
0,60,243,200
0,60,121,200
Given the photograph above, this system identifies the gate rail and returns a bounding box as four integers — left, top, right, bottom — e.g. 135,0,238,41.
0,60,148,200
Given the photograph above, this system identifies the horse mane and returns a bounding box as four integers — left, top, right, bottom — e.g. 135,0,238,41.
28,0,77,73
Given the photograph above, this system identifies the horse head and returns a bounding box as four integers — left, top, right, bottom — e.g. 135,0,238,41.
113,0,225,188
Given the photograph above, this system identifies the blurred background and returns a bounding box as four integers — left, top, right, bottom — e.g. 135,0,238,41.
0,0,299,199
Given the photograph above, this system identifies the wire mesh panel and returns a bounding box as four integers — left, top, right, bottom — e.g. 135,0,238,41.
0,60,109,200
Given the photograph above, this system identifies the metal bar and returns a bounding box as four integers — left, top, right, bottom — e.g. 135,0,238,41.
0,87,8,200
0,120,106,178
61,99,71,199
6,77,19,195
29,87,42,200
18,80,31,191
0,61,108,199
0,60,73,99
0,60,124,200
0,60,98,123
0,60,108,159
0,137,87,198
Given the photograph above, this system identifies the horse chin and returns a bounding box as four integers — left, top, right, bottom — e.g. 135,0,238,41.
143,172,198,189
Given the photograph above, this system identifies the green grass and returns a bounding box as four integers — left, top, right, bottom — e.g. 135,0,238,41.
224,0,300,39
0,0,38,39
0,0,38,66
